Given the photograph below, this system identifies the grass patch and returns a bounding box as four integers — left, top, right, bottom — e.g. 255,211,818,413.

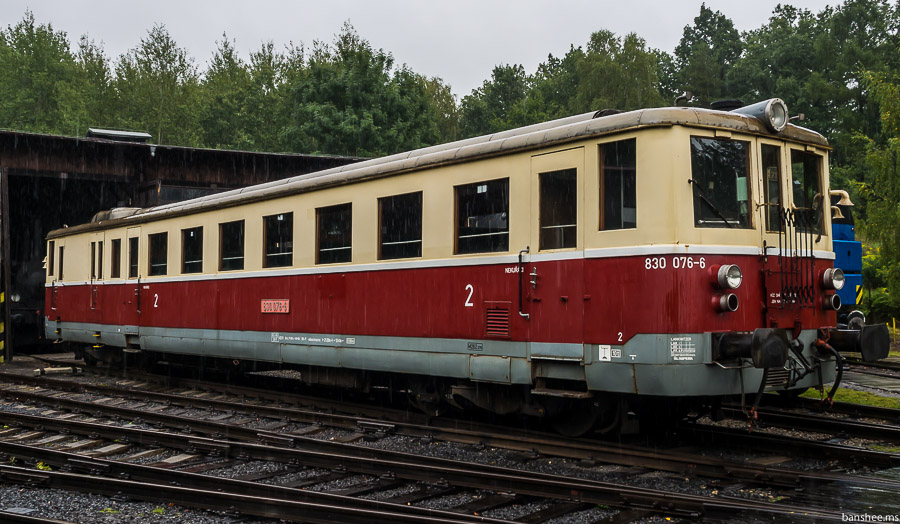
799,388,900,409
872,444,900,453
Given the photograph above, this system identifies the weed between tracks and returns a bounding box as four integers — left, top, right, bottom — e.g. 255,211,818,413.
799,388,900,409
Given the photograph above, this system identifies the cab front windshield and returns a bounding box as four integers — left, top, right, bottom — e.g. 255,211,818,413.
690,137,752,229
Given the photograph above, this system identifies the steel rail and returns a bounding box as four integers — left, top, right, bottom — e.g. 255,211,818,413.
0,464,480,524
678,423,900,467
0,440,503,524
747,395,900,424
720,406,900,441
844,357,900,373
3,372,900,491
0,410,843,521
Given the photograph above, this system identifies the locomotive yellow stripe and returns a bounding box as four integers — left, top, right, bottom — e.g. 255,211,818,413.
856,285,863,305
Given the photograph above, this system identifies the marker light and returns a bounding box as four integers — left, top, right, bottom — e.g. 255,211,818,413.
823,268,845,290
717,264,743,290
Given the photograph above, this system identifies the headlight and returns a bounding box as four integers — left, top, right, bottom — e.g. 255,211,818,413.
10,293,20,303
823,268,845,290
767,99,788,131
717,264,743,290
732,98,789,133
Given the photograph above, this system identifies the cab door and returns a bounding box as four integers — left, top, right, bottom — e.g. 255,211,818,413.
527,148,585,360
124,227,142,328
88,232,105,323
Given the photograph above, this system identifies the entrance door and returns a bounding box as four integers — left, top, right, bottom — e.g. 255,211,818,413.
527,148,585,360
124,227,142,329
88,232,104,324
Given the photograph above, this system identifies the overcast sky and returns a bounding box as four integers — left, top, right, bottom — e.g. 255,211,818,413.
2,0,838,98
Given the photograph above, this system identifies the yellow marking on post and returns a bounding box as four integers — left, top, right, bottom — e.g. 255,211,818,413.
0,321,4,333
856,285,863,305
0,292,4,303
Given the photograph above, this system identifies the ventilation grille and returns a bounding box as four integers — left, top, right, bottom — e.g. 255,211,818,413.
766,368,790,387
486,308,510,338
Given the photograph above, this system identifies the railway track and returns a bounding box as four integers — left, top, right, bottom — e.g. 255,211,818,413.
0,390,845,522
3,368,900,486
845,356,900,374
0,361,897,520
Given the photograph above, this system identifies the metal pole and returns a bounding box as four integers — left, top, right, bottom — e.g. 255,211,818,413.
0,166,11,362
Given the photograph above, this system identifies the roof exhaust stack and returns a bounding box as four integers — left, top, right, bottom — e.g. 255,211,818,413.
732,98,789,133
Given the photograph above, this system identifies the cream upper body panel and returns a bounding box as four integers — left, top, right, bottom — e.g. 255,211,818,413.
46,111,832,284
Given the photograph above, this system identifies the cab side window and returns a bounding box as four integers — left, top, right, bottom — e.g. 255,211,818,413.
600,139,636,230
690,137,752,229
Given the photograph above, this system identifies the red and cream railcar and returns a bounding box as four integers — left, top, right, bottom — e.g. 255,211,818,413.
45,99,888,432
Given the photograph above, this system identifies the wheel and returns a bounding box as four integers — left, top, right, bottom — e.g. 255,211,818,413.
776,387,809,401
549,396,619,437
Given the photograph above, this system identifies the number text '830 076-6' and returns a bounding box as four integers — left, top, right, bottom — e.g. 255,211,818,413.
644,256,706,270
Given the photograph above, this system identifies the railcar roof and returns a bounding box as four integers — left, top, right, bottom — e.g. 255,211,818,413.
48,106,829,239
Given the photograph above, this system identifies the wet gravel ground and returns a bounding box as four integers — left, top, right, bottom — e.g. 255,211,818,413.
0,486,275,523
2,354,899,522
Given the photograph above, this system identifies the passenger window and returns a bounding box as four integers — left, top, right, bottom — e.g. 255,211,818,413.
97,241,103,279
317,204,352,264
128,237,138,278
182,227,203,274
264,213,293,268
379,192,422,260
600,139,636,230
90,242,96,279
110,239,121,278
219,220,245,271
761,145,782,231
539,169,577,250
58,246,64,280
791,150,824,233
690,137,752,228
148,233,168,276
47,241,55,277
455,178,509,254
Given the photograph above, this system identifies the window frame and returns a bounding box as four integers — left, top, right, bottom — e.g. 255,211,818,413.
538,168,578,251
219,220,245,271
58,245,64,281
760,143,783,232
128,237,139,278
454,178,510,255
47,240,55,277
110,239,121,279
263,212,294,268
378,192,423,260
599,138,637,231
689,136,753,229
789,148,825,233
316,203,352,265
148,232,168,276
182,226,204,274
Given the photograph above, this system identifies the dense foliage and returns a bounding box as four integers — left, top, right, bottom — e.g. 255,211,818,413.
1,3,899,315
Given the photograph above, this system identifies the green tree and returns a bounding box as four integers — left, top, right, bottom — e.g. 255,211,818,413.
281,23,441,156
459,63,529,137
859,63,900,312
674,3,743,106
112,24,201,146
198,34,252,149
575,31,665,112
0,11,83,135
